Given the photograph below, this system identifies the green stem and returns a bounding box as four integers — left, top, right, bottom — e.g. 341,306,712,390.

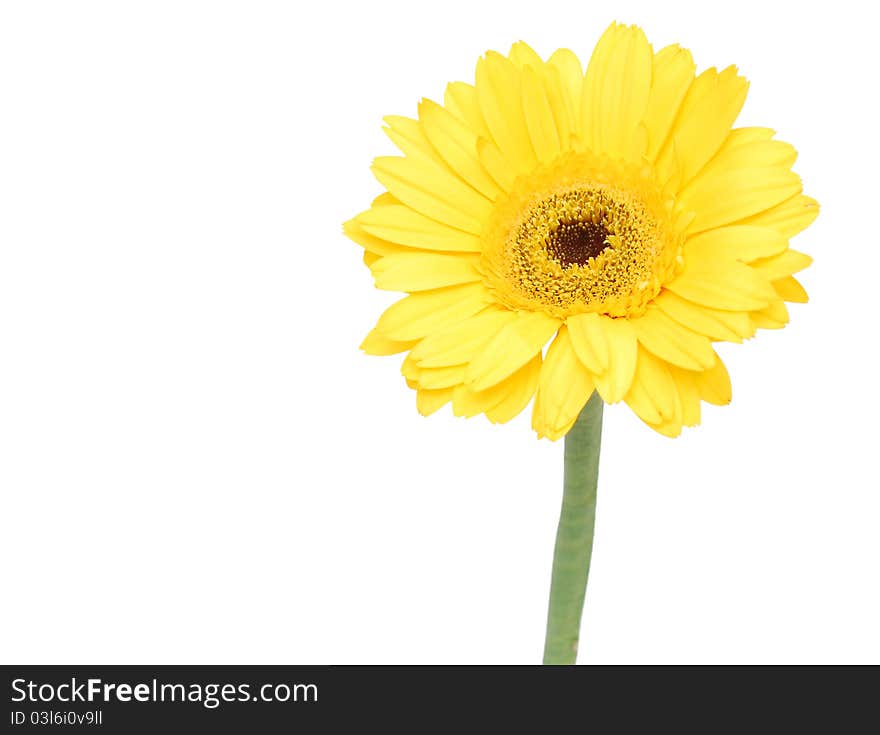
542,390,604,665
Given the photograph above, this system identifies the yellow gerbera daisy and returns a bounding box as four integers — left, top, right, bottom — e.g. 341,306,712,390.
345,22,816,440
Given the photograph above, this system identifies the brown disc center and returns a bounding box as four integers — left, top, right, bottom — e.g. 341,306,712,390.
546,221,611,267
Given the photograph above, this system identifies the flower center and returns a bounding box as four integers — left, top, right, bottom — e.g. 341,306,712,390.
546,221,611,267
480,153,682,318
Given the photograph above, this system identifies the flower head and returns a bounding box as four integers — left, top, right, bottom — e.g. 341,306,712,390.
345,23,817,439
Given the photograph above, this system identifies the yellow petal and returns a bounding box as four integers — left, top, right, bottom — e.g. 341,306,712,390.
625,380,661,425
360,329,417,356
383,115,447,167
372,152,491,234
416,387,454,416
645,420,684,438
692,355,732,405
736,194,819,238
666,256,777,312
750,249,813,280
370,192,399,208
370,252,481,291
476,136,517,193
400,353,420,382
685,225,788,263
508,40,544,69
375,283,489,341
532,327,595,441
680,167,802,234
485,354,542,424
653,289,755,342
418,98,503,201
415,364,467,389
443,81,492,139
475,52,537,174
591,316,638,403
644,44,695,160
750,300,789,330
546,48,583,132
656,65,748,188
410,307,516,368
581,22,652,162
454,353,541,421
625,347,678,425
344,217,407,257
356,204,482,253
466,311,561,391
443,80,518,192
566,311,609,373
700,137,798,178
521,65,562,164
541,63,575,149
631,306,717,370
451,384,490,418
773,276,809,304
668,366,701,427
713,127,775,155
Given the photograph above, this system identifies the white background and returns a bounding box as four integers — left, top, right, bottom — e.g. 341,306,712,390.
1,0,877,664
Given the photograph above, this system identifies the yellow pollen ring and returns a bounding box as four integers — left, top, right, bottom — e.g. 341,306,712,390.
480,153,682,318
